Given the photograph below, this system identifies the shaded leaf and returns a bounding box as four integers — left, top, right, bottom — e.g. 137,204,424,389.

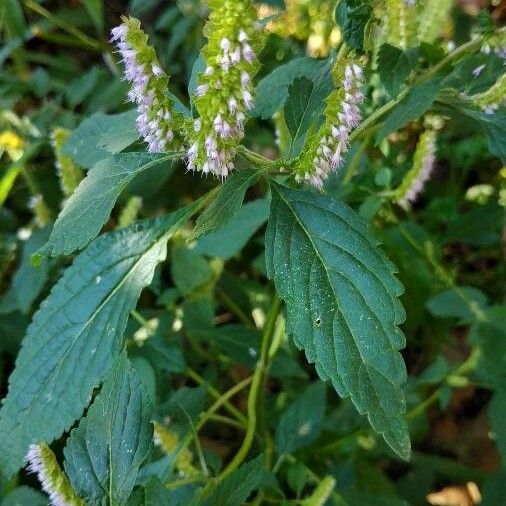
171,245,213,295
192,169,261,240
335,0,372,52
201,455,264,506
377,44,418,96
194,199,269,259
276,382,326,454
253,57,326,119
265,183,410,459
377,79,442,140
284,69,333,157
426,287,488,320
64,354,152,505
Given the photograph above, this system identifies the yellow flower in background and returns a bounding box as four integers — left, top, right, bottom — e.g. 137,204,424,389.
0,130,25,161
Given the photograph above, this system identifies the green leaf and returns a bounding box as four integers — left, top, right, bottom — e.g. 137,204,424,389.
1,486,48,506
426,287,488,320
265,183,410,459
284,69,333,157
377,79,442,141
63,354,153,505
437,94,506,163
334,0,372,52
253,57,326,119
377,44,418,97
471,306,506,385
275,382,326,455
62,110,139,168
0,203,201,477
37,152,177,258
194,199,269,259
0,227,51,314
192,169,261,240
65,66,102,108
201,455,264,506
83,0,104,33
171,245,213,296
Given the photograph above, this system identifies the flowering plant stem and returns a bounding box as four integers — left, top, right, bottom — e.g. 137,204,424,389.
198,294,283,499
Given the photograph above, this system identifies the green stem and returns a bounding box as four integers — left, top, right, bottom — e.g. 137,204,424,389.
186,368,248,426
175,375,253,460
199,295,283,499
131,310,248,426
24,0,103,51
216,286,256,329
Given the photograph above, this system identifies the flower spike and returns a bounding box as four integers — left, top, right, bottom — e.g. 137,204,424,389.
395,130,437,209
189,0,264,178
111,17,186,153
25,443,84,506
295,59,365,189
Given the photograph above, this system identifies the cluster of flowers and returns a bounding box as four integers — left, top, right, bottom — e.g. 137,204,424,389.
25,444,83,506
296,61,365,189
188,0,263,177
111,17,185,154
395,130,437,209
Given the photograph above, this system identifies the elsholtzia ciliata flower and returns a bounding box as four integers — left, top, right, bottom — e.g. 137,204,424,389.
188,0,264,177
395,130,437,209
111,17,186,153
25,443,84,506
296,60,365,189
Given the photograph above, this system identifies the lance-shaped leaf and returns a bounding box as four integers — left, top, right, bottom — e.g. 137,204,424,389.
37,152,177,259
265,183,410,459
0,202,201,477
64,354,153,505
191,169,261,240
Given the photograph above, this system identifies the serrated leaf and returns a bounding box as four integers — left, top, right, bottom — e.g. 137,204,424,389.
63,354,152,505
334,0,372,52
377,79,442,141
37,152,177,258
62,110,139,168
275,382,326,455
284,71,332,158
201,455,264,506
192,169,261,240
194,199,269,259
253,57,326,119
265,183,410,459
377,44,418,96
0,202,201,477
